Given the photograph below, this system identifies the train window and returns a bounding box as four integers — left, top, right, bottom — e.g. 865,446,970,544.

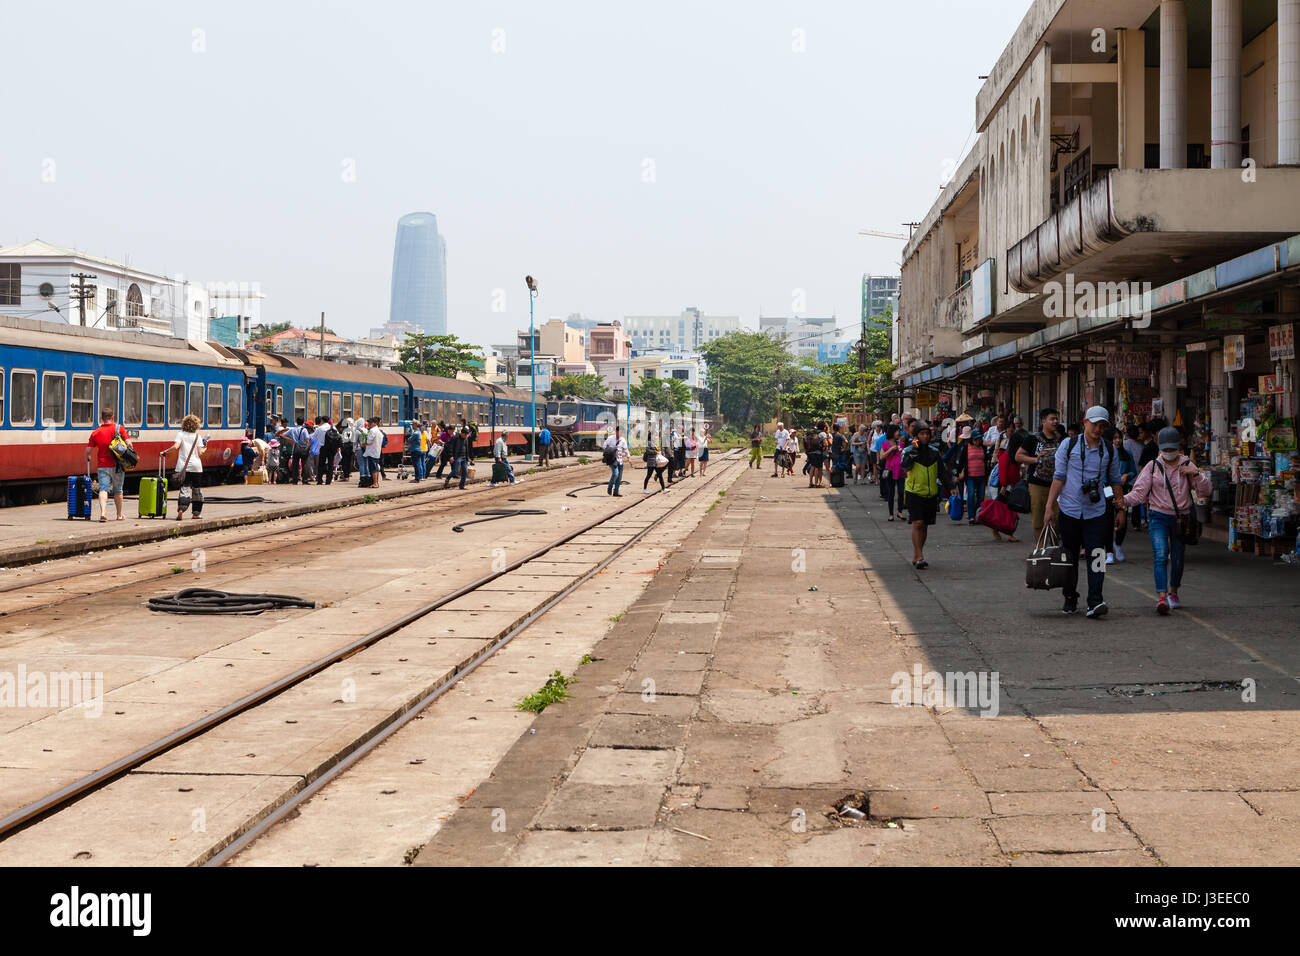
11,370,35,426
10,370,35,426
352,393,361,418
293,389,305,423
342,392,353,419
42,372,67,427
168,383,186,426
276,387,284,416
189,384,204,423
0,367,4,425
123,380,143,428
265,387,273,414
207,385,223,428
332,392,341,421
98,377,119,424
146,381,164,426
362,394,372,422
384,395,393,425
227,385,242,430
71,375,95,427
306,390,317,422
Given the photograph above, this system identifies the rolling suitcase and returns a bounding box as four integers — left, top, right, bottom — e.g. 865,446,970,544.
138,455,168,519
829,464,845,488
491,460,510,484
67,468,93,520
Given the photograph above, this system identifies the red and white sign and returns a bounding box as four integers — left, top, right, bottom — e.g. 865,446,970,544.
1270,324,1295,361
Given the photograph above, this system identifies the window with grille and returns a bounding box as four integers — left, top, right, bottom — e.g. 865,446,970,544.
208,384,223,427
42,372,67,426
227,385,242,430
169,383,186,426
71,375,94,426
10,370,35,425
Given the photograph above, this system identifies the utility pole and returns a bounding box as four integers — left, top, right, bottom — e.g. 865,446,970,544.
71,272,97,326
320,311,326,360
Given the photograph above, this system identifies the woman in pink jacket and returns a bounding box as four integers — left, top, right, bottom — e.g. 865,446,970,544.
1124,427,1211,615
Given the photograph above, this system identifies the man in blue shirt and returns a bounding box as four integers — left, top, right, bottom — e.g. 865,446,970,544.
307,418,327,483
537,425,552,467
1044,405,1126,618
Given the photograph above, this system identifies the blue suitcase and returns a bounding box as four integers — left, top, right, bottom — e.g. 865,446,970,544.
67,470,93,520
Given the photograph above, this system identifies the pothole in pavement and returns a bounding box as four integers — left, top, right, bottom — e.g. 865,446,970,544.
1108,680,1244,697
826,791,901,829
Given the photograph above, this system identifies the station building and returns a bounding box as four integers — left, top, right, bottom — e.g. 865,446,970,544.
894,0,1300,469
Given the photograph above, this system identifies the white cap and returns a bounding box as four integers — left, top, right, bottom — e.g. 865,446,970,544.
1084,405,1110,424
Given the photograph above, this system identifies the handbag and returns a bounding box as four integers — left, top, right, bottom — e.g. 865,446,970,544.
988,460,1000,488
173,433,199,485
655,453,669,468
947,492,964,521
976,497,1019,536
1156,460,1200,545
1006,477,1031,514
1025,524,1073,590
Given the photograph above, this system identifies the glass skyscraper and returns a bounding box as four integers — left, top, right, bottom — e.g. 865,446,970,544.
389,212,448,336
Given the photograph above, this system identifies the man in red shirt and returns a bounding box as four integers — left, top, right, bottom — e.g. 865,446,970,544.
85,408,134,521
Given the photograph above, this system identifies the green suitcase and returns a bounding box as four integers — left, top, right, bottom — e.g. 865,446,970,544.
139,456,168,518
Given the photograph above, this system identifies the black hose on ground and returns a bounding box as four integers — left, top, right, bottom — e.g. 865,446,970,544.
147,588,316,614
452,509,547,533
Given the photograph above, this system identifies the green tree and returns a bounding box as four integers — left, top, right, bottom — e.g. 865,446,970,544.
399,333,483,379
699,331,797,427
547,373,608,401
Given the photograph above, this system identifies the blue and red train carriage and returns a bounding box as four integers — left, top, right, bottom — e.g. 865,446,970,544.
0,316,545,503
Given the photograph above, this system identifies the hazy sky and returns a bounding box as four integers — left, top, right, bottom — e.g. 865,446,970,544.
4,0,1030,346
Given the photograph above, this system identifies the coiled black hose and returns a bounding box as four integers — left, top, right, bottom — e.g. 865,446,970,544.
147,587,316,614
452,508,547,533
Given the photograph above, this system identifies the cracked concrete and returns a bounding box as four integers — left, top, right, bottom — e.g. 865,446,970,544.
413,467,1300,866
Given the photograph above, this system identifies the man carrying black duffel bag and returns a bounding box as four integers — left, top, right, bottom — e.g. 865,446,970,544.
1043,406,1126,619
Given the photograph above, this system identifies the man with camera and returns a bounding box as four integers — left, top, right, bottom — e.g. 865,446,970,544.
1043,406,1126,618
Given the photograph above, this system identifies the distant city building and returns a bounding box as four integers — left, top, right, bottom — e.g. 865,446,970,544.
249,327,399,369
862,274,899,329
369,318,423,341
389,212,448,336
760,314,840,359
517,318,585,363
0,239,223,342
622,308,739,351
587,321,630,364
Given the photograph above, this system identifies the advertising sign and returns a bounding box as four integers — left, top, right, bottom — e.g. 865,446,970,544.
1223,335,1246,372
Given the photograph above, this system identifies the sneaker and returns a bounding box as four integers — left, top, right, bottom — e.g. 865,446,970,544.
1156,598,1170,615
1166,592,1181,610
1086,601,1108,619
1113,544,1125,563
1062,596,1078,615
1105,552,1114,565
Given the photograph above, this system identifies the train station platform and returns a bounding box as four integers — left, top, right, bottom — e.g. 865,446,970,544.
0,453,587,569
418,467,1300,866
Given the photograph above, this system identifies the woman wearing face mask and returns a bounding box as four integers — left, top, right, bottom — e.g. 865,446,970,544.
1123,427,1211,615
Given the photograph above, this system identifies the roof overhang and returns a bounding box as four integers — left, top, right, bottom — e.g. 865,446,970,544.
1007,169,1300,294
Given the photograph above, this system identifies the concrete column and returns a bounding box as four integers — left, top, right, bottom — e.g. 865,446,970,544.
1281,0,1300,165
1211,0,1242,169
1160,0,1188,169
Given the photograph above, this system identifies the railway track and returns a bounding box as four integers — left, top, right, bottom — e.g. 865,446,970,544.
0,461,594,619
0,451,742,863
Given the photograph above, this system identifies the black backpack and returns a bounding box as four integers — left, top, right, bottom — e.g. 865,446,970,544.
602,444,617,466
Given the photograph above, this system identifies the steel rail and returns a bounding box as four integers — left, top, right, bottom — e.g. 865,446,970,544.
0,451,740,842
0,463,590,611
206,451,741,865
